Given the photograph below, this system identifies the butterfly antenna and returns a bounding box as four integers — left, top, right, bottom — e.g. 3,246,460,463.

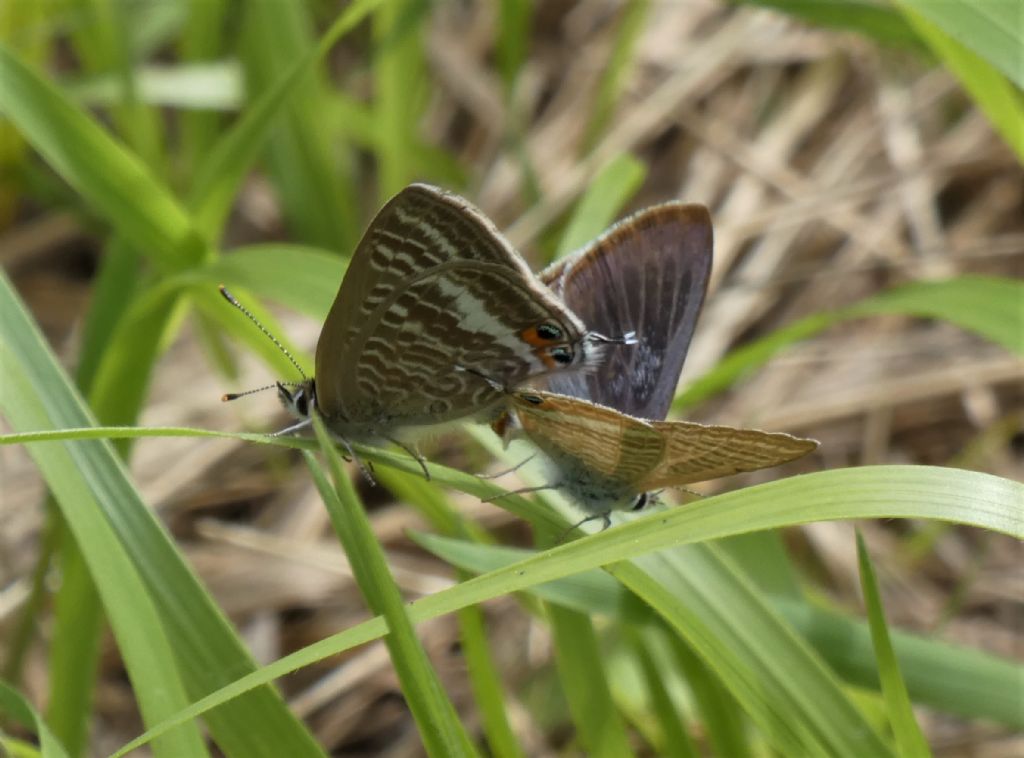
591,330,638,346
219,285,308,381
222,383,277,402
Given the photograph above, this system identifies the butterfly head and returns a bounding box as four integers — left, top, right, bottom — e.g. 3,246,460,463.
277,379,316,421
519,321,637,374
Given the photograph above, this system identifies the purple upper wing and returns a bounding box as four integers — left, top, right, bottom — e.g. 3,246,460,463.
538,203,713,421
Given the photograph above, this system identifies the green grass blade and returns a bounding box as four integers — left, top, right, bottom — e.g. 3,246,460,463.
547,605,636,757
0,272,326,756
616,544,890,756
773,597,1023,728
0,278,207,757
457,605,526,758
496,0,532,92
409,532,1024,729
46,532,102,757
63,0,167,175
667,633,752,758
201,243,346,317
627,628,699,758
0,44,203,269
899,0,1023,88
0,680,72,758
74,238,142,391
677,275,1024,410
556,153,647,256
239,1,357,250
372,2,428,202
188,0,384,240
583,1,649,150
856,533,932,757
307,418,479,757
896,2,1024,162
731,0,926,51
109,459,1021,753
177,0,229,184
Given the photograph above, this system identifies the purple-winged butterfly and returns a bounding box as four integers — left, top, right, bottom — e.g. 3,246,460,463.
487,202,817,528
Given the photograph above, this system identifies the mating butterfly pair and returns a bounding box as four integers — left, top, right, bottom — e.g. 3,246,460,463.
223,184,815,529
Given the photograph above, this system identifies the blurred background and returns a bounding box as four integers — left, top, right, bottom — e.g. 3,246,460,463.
1,1,1021,755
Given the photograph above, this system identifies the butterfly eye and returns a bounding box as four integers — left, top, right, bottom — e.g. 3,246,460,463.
549,346,574,365
630,492,649,512
536,323,563,340
294,389,309,418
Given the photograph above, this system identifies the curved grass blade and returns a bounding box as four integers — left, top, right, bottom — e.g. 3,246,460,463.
0,44,204,270
896,2,1024,161
0,680,71,758
677,275,1024,410
856,533,932,757
110,463,1021,754
189,0,384,239
1,284,207,758
0,272,326,756
307,415,479,757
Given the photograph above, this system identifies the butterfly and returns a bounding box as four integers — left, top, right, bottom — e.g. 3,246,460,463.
487,202,817,528
223,183,632,477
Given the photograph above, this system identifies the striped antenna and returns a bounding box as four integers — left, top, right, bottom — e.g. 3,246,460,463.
221,382,303,402
218,285,308,383
219,285,309,404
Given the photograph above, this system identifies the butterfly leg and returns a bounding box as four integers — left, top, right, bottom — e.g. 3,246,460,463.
481,483,560,504
555,511,612,544
271,418,313,437
477,453,536,480
386,436,430,481
335,436,376,486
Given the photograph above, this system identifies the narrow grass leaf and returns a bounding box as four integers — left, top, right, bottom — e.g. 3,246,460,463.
496,0,532,91
896,3,1024,162
189,0,384,239
0,44,203,269
732,0,927,51
46,531,102,757
110,459,1021,753
373,2,428,201
899,0,1023,88
856,533,932,757
617,545,886,756
240,1,357,250
677,275,1024,410
307,418,479,758
458,605,526,758
199,243,345,318
556,153,647,256
667,633,751,758
547,605,637,758
417,531,1024,729
0,272,326,756
584,1,649,149
0,680,71,758
1,281,207,757
627,628,698,758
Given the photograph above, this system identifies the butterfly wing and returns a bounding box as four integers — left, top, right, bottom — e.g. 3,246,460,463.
539,203,712,420
316,184,589,427
512,391,664,483
638,421,817,489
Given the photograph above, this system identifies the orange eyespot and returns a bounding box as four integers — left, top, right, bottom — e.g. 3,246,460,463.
519,322,563,346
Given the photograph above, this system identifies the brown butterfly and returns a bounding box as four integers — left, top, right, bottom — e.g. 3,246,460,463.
223,184,633,478
500,390,817,529
486,201,816,527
